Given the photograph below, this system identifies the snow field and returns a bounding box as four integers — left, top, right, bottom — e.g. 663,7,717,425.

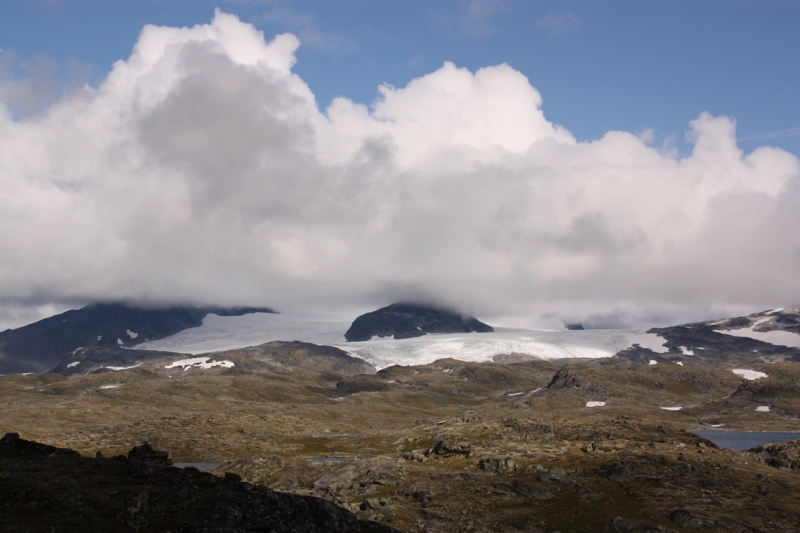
135,312,800,370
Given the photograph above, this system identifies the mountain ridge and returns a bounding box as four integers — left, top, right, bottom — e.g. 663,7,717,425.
0,303,274,374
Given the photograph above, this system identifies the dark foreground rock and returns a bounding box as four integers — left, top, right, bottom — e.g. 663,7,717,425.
0,432,397,533
345,302,493,342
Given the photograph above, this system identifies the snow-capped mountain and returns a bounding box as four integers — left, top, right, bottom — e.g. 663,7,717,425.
0,303,273,374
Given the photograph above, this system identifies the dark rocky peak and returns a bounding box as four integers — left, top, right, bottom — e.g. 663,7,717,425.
344,302,493,342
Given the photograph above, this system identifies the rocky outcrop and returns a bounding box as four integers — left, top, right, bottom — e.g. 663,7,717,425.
748,439,800,471
344,302,493,342
478,457,517,473
425,440,471,457
0,432,396,532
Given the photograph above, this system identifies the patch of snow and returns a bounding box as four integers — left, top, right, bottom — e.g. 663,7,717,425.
387,380,396,383
67,362,80,368
710,424,724,427
660,406,683,411
22,372,33,375
755,406,771,412
732,369,768,380
680,346,694,356
719,321,800,348
676,362,684,366
71,347,83,355
629,333,669,353
126,329,138,339
97,335,102,341
165,357,235,371
506,392,525,397
116,338,123,345
531,386,545,394
585,401,606,407
649,359,657,365
99,384,120,389
768,308,784,314
442,368,453,373
105,363,141,371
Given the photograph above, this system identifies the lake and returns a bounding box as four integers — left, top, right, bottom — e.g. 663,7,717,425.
173,462,219,471
692,431,800,451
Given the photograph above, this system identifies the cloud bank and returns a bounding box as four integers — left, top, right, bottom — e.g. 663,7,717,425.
1,11,798,329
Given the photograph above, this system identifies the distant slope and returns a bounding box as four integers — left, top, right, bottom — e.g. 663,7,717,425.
0,303,273,374
344,303,494,342
51,340,375,378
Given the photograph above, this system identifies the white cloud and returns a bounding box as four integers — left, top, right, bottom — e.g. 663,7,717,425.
0,11,798,329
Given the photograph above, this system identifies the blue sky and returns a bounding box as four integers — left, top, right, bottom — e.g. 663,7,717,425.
2,0,798,155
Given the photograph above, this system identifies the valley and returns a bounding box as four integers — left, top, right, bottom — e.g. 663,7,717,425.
1,306,800,532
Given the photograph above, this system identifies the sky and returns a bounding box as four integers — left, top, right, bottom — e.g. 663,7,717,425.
0,0,798,330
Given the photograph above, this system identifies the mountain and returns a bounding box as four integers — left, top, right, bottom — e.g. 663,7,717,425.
617,307,800,365
344,302,494,342
0,303,273,374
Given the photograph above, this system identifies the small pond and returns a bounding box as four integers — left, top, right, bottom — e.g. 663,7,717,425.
173,462,220,471
691,431,800,451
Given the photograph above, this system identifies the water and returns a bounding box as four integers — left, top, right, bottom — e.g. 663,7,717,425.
173,462,219,471
692,431,800,451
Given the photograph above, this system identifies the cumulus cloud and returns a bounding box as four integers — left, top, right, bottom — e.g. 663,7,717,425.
0,10,798,329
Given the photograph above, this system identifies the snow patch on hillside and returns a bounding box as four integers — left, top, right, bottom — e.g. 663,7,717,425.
718,326,800,349
629,333,669,353
165,357,235,370
732,369,768,380
105,363,141,371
